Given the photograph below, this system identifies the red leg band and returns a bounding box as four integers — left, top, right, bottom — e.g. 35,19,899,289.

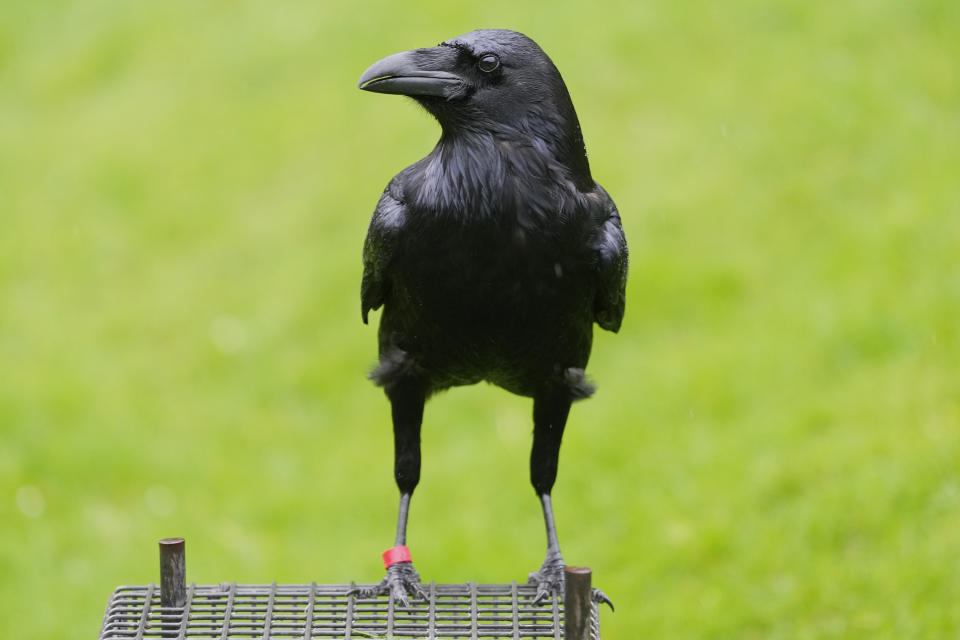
382,545,412,568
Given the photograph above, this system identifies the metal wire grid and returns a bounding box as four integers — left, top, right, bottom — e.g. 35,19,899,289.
98,582,600,639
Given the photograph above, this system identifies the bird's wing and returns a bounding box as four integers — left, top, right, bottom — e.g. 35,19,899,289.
361,180,407,324
590,185,629,333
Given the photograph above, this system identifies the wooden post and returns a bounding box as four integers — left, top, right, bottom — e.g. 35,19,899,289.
564,566,592,640
159,538,186,608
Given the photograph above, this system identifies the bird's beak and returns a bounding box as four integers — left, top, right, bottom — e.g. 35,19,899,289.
357,46,463,98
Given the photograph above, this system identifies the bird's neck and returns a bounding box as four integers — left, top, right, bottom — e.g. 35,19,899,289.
411,119,592,219
446,106,592,183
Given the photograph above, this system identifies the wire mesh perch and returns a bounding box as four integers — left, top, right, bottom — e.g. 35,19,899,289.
97,539,603,639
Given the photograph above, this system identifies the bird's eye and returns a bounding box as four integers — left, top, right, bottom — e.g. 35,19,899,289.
477,53,500,73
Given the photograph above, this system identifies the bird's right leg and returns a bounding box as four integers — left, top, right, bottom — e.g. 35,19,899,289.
354,379,428,606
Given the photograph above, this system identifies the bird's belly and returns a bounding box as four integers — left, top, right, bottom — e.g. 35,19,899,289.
381,231,594,394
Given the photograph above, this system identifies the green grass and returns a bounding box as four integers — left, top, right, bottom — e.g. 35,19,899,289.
2,1,958,638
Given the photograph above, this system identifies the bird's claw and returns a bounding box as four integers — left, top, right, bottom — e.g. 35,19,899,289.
350,562,427,608
530,580,561,607
592,587,614,611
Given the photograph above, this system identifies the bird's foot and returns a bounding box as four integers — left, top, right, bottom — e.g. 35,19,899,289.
528,556,614,611
350,562,428,608
528,553,564,606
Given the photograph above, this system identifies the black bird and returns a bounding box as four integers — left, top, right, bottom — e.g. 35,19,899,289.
355,29,627,607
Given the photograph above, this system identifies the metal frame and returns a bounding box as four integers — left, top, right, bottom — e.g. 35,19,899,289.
98,581,601,639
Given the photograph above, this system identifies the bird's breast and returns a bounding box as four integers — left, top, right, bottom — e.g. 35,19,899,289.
394,212,590,318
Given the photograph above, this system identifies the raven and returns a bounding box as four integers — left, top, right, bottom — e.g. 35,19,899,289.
355,29,627,607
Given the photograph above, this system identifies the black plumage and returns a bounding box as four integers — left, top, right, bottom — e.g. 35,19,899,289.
355,29,627,607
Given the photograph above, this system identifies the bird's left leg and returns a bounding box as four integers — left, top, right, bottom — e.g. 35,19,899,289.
528,389,613,609
527,389,570,603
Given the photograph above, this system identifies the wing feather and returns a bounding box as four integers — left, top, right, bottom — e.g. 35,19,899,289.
590,185,628,332
361,181,407,324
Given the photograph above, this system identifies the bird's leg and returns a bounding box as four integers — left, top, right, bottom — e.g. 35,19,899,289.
529,492,565,601
354,380,428,607
528,390,614,610
394,490,411,546
527,390,569,604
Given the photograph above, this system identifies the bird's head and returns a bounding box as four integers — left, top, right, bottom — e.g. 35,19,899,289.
358,29,592,187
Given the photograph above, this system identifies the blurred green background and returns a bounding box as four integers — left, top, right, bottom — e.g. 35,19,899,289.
2,0,958,638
